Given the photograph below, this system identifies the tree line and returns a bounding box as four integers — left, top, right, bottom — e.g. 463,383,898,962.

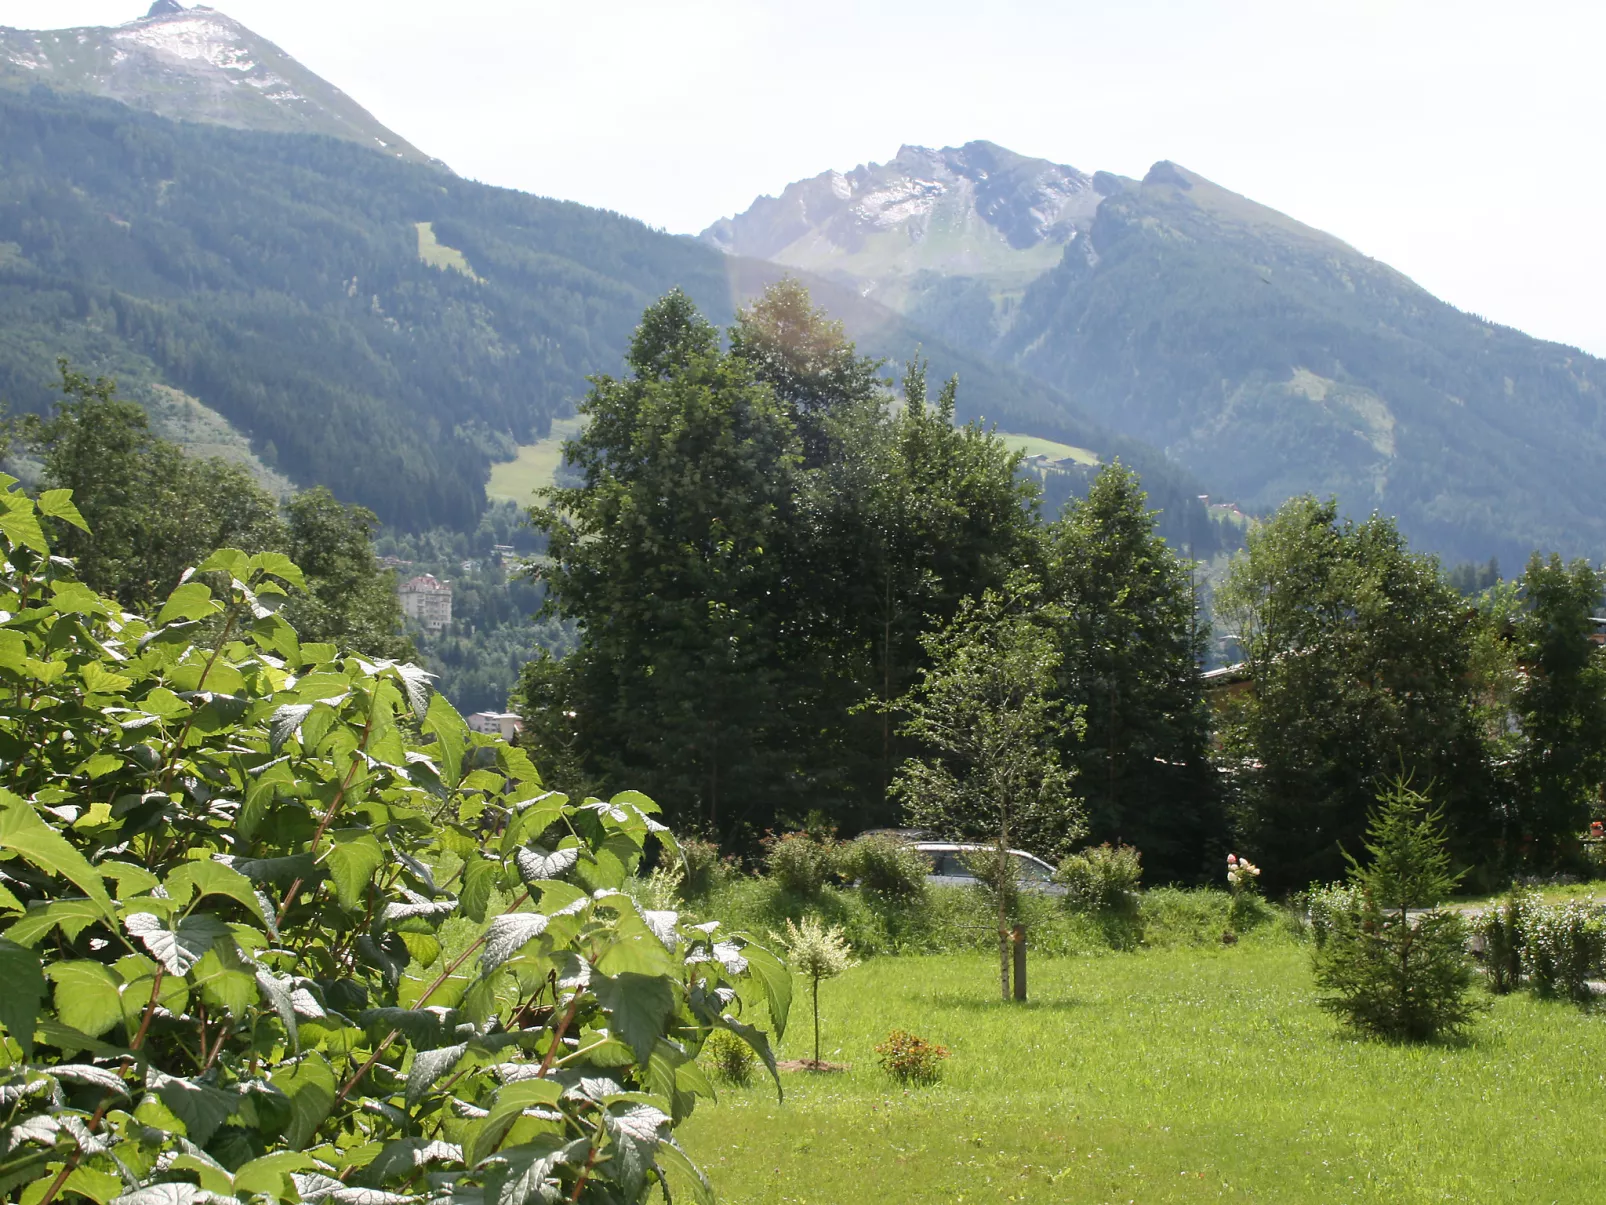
3,361,410,660
521,282,1221,884
523,283,1606,891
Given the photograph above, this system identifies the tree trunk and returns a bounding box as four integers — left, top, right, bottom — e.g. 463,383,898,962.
812,974,821,1066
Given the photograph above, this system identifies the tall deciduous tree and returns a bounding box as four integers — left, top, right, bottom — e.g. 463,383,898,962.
728,277,885,468
531,291,802,839
1043,462,1222,882
1508,553,1606,869
806,362,1041,817
892,578,1084,999
1215,496,1486,887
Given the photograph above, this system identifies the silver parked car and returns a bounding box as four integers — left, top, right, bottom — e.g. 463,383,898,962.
912,842,1065,895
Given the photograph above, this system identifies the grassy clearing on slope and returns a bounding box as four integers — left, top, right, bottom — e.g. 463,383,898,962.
485,415,585,504
675,944,1606,1204
415,220,482,281
999,431,1099,465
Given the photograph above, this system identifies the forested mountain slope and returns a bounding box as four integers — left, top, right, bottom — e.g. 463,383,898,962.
711,151,1606,565
0,2,435,165
0,87,1217,543
999,164,1606,566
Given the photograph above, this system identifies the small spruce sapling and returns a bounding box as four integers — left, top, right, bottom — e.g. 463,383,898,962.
779,914,857,1068
1312,778,1484,1041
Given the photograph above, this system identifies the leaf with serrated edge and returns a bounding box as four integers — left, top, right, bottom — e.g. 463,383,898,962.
405,1042,467,1106
514,846,578,886
478,913,549,976
125,912,229,976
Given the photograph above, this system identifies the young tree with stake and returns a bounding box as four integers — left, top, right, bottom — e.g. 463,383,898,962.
892,577,1086,999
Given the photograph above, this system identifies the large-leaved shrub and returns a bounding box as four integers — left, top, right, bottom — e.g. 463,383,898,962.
1055,844,1142,914
846,834,930,900
0,482,789,1205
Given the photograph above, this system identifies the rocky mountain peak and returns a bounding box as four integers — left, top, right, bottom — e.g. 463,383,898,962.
0,6,436,166
701,140,1103,280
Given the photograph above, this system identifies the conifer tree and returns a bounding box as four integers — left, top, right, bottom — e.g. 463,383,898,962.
1312,779,1482,1041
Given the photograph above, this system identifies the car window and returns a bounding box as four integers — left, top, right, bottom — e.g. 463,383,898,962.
1012,854,1053,882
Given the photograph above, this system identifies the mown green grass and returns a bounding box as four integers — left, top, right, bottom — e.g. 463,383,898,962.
998,431,1100,466
485,415,585,504
675,943,1606,1203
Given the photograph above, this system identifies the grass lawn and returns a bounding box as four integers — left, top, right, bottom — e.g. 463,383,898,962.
676,943,1606,1203
998,432,1100,466
1455,879,1606,910
486,415,585,504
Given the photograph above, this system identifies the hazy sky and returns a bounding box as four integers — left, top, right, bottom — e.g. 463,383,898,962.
8,0,1604,356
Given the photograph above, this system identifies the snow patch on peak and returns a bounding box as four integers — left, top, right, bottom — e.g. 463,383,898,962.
852,178,947,229
115,13,253,72
828,171,852,201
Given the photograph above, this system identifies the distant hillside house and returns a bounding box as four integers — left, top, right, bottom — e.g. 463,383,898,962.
467,711,523,741
398,573,452,632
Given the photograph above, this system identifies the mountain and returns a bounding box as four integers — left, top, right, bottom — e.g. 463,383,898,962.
707,148,1606,566
702,141,1107,314
0,83,1218,548
0,3,435,166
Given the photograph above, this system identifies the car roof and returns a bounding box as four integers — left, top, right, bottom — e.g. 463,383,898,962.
912,842,1054,865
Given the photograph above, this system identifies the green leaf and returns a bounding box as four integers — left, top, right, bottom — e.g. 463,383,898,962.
0,938,45,1057
459,856,499,923
0,503,47,554
275,1051,336,1149
324,831,385,910
81,664,133,696
0,630,26,674
231,1152,317,1199
165,860,266,923
423,692,466,790
593,971,676,1066
240,760,294,842
654,1137,716,1205
193,949,256,1018
36,488,89,532
4,898,107,946
404,1042,469,1107
58,1166,121,1204
608,790,661,816
0,793,115,922
740,941,792,1039
268,704,312,754
49,581,109,616
247,551,307,592
195,548,250,577
124,912,230,976
156,581,222,625
478,913,550,976
45,959,123,1038
471,1079,564,1165
149,1068,235,1146
101,860,161,899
